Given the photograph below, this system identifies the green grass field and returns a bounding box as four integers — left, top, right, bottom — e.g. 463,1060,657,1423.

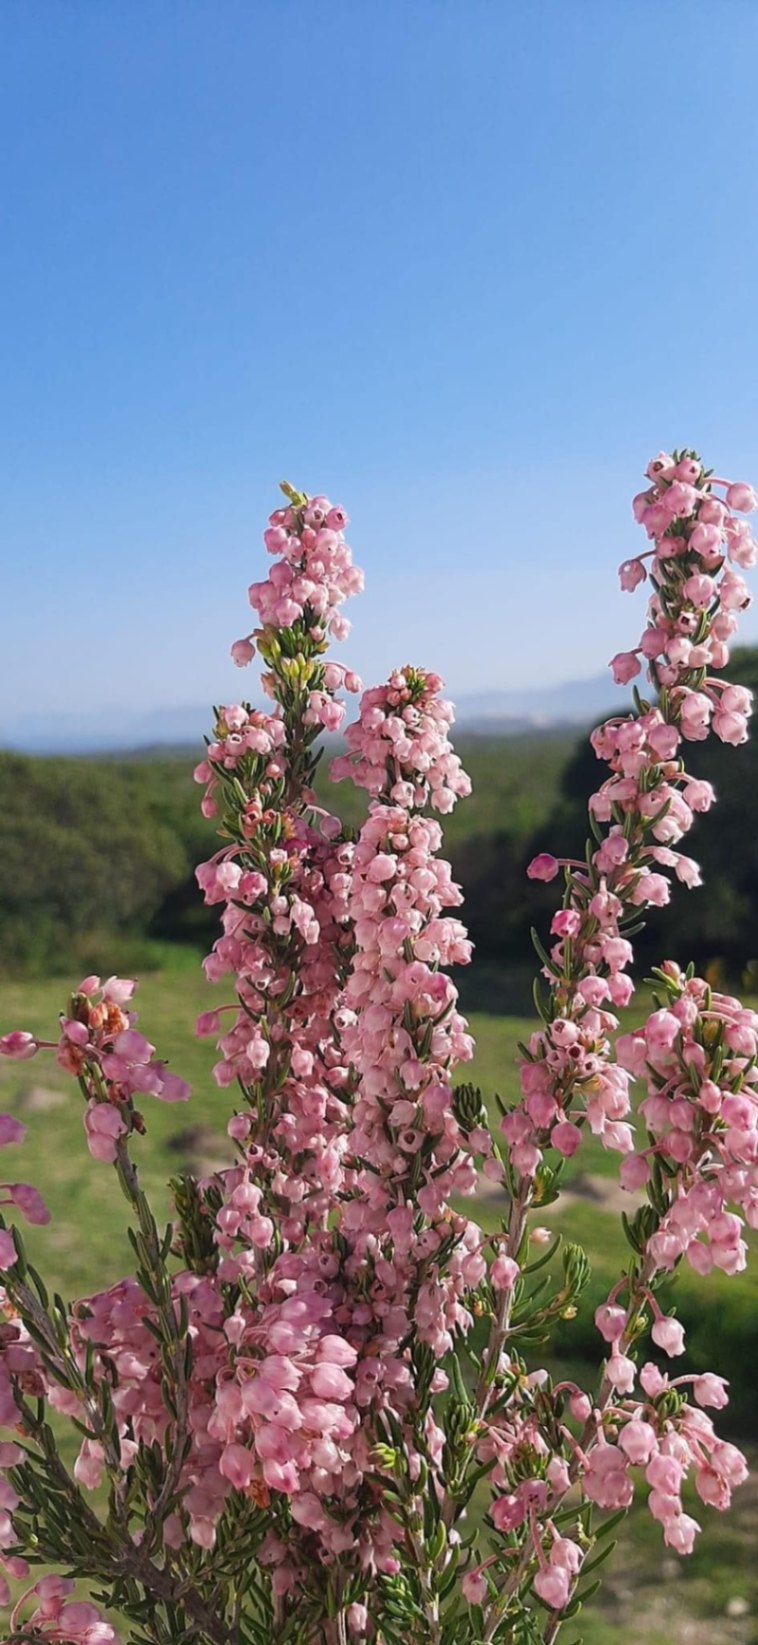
1,954,757,1642
0,954,642,1297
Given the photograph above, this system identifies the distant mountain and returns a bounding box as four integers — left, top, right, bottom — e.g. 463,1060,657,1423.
0,673,630,755
453,672,631,731
0,706,212,756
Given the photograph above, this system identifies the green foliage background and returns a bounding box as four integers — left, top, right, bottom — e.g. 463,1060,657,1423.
2,657,758,1445
1,657,758,1639
3,647,757,995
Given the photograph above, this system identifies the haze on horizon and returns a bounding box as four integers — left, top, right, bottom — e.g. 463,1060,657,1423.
2,1,758,740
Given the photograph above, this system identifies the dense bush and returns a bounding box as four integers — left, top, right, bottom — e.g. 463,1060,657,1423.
539,646,758,976
0,753,212,973
454,647,758,991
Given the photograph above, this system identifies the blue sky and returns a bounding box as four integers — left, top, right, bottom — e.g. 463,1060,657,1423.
2,0,758,742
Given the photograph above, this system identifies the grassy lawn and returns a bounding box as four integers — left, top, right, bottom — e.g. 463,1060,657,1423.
0,953,757,1641
0,960,644,1296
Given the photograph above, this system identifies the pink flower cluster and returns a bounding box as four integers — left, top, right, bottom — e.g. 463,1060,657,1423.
8,1575,118,1643
512,454,755,1184
343,806,475,1193
463,450,757,1616
49,1264,361,1557
193,703,289,819
331,666,472,813
215,1294,359,1519
582,1361,747,1555
338,796,487,1347
617,966,758,1274
213,690,483,1559
507,1011,633,1170
1,974,190,1165
0,1111,49,1237
194,818,357,1241
237,492,363,651
461,1335,748,1613
0,458,755,1640
612,452,756,747
185,666,490,1573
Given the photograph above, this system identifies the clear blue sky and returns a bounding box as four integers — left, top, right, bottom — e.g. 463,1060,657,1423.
3,0,758,741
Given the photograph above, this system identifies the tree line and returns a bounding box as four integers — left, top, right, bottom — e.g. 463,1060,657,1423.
1,647,757,995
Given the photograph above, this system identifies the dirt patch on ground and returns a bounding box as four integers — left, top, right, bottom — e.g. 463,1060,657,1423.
541,1170,641,1220
17,1084,68,1113
166,1123,229,1176
477,1168,640,1221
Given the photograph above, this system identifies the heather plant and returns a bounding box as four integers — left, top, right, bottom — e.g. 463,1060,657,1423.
0,452,756,1645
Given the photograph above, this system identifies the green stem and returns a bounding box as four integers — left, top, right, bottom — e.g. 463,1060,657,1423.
114,1137,192,1537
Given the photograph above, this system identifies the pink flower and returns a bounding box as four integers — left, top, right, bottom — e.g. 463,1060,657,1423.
550,909,581,938
219,1443,253,1490
618,1420,656,1465
645,1009,681,1053
308,1363,354,1401
316,1335,359,1368
0,1115,26,1147
491,1494,524,1532
583,1444,633,1509
606,1351,636,1392
569,1390,592,1422
595,1304,626,1344
629,872,670,907
663,1512,700,1555
651,1315,686,1356
682,573,715,609
689,522,723,560
231,636,255,666
290,1493,327,1531
156,1071,191,1103
640,1358,667,1392
665,481,699,518
713,708,749,745
112,1029,155,1064
490,1254,519,1291
0,1031,38,1060
7,1183,50,1225
646,452,676,482
533,1563,571,1609
682,778,715,812
619,558,647,591
610,650,642,684
693,1374,729,1409
527,854,559,882
726,482,757,512
619,1153,650,1192
102,976,137,1006
678,690,713,739
551,1120,582,1156
644,1460,680,1500
461,1569,487,1605
83,1102,128,1163
632,490,653,522
196,1010,222,1037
